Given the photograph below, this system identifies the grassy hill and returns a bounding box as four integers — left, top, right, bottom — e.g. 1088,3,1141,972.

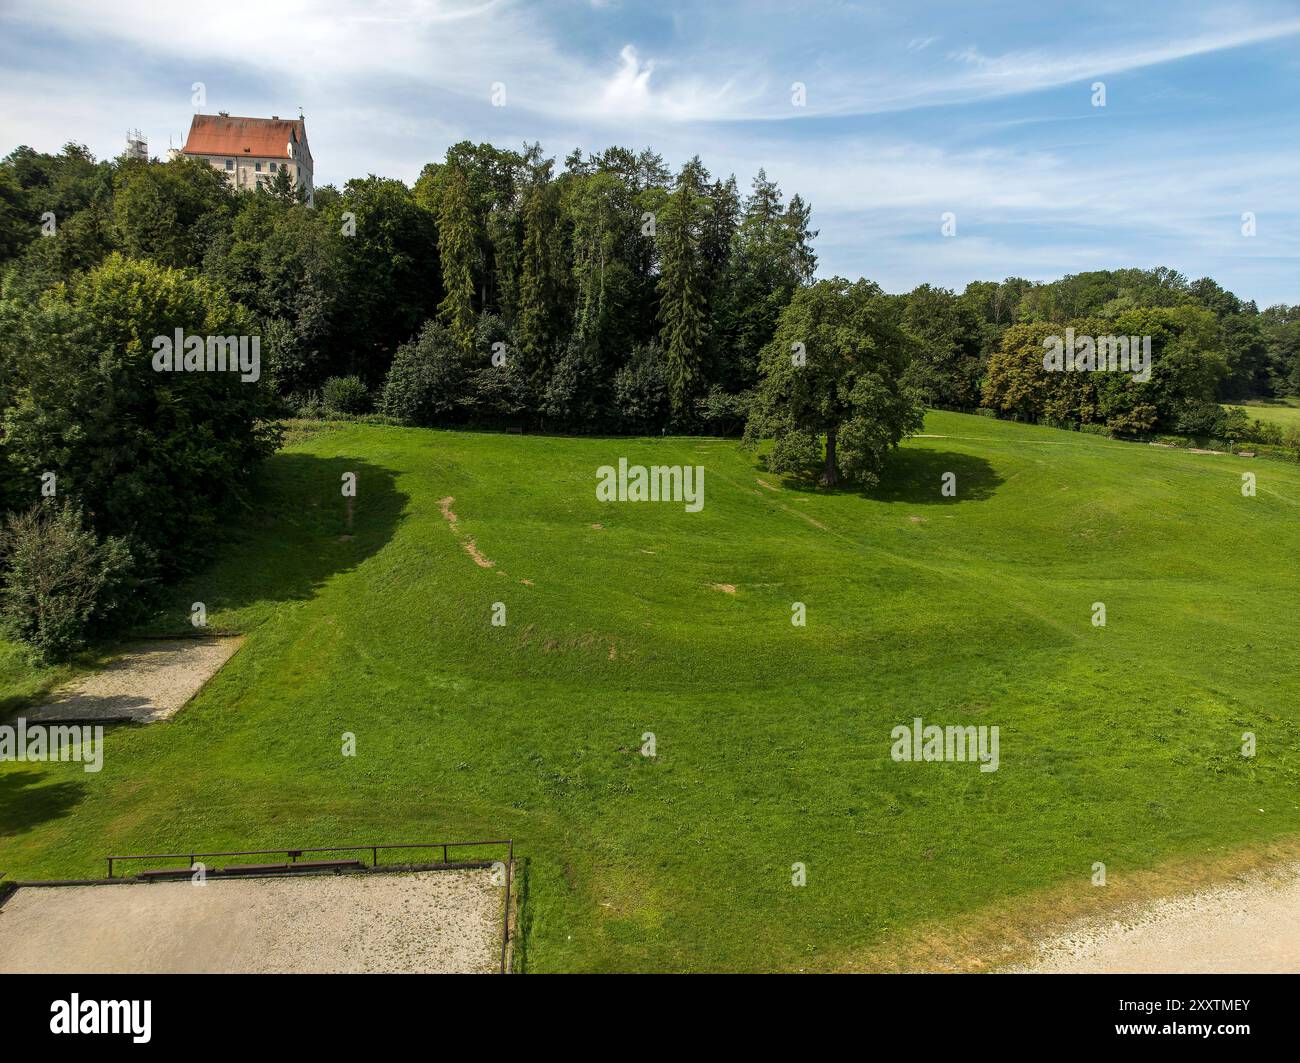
2,410,1299,971
1227,397,1300,432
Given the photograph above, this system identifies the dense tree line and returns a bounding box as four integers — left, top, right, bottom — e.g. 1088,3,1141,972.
0,139,1296,654
3,141,1295,439
910,268,1299,442
0,142,821,428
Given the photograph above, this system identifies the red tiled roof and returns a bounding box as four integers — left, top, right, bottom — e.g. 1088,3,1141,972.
182,114,307,160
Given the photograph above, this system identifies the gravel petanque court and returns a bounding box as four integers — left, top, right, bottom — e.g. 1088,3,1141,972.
0,869,502,973
24,636,245,724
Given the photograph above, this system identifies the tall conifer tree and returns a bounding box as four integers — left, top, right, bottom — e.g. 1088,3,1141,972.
657,158,709,420
437,165,477,353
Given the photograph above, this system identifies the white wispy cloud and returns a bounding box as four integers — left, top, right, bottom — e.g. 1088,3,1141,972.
6,0,1299,130
937,18,1300,105
0,0,1296,303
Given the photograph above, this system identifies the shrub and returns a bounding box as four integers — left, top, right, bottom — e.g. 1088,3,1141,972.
1173,400,1231,437
1251,419,1285,446
612,343,669,434
380,321,471,426
322,374,371,415
1227,416,1286,447
1106,405,1158,437
466,313,530,422
1247,443,1300,463
263,317,312,397
540,337,605,430
0,503,134,660
0,254,281,580
697,386,751,436
292,390,326,419
1040,415,1076,431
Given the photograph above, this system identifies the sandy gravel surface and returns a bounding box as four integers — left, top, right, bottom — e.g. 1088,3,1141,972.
23,637,244,723
1012,864,1300,973
0,870,501,973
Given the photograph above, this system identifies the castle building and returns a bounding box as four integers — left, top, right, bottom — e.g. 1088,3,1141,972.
181,112,314,205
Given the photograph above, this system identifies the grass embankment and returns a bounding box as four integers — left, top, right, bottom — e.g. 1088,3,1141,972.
2,411,1298,971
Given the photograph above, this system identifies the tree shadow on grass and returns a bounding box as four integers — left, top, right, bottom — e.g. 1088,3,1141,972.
1,455,406,717
0,768,87,838
0,648,102,722
138,453,408,630
864,448,1004,504
757,448,1003,504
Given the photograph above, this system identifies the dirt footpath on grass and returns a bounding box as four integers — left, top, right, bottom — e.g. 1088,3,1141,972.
0,870,501,973
1012,863,1300,973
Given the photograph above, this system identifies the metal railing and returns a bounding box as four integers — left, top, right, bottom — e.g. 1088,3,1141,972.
104,839,515,973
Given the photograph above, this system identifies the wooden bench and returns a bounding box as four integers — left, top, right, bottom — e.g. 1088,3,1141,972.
136,859,368,879
137,868,197,880
216,860,366,875
289,859,366,872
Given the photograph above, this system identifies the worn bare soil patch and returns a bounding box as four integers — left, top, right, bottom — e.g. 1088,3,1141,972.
437,495,495,568
0,870,499,973
461,538,494,568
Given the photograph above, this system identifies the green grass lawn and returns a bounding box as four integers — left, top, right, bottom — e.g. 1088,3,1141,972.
2,410,1299,971
1227,397,1300,432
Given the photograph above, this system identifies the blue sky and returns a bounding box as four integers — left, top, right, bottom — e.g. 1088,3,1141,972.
1,0,1297,305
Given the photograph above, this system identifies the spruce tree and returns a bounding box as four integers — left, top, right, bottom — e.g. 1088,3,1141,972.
518,180,564,379
437,166,477,353
782,193,818,285
657,158,709,420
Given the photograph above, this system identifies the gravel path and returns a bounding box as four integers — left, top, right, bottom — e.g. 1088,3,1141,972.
0,870,501,973
1012,864,1300,973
